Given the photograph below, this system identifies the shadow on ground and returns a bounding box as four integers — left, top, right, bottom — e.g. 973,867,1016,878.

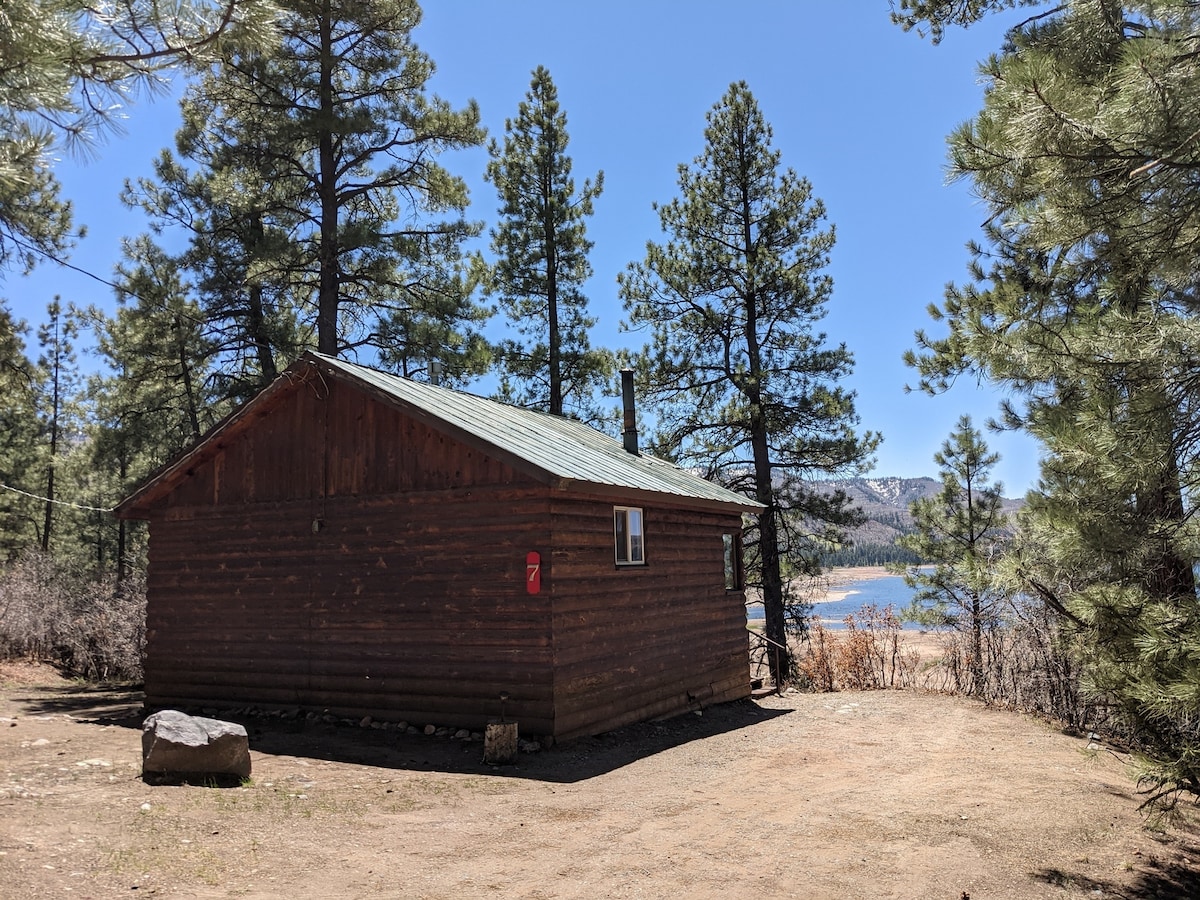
12,684,792,784
9,681,143,727
1032,818,1200,899
246,699,793,784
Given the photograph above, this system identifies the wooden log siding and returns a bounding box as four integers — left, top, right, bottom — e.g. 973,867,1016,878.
155,378,530,510
145,484,557,734
548,496,749,740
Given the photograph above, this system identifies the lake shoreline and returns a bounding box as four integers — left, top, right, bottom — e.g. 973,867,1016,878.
815,565,898,605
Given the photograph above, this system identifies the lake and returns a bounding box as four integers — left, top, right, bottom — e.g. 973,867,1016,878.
746,573,922,630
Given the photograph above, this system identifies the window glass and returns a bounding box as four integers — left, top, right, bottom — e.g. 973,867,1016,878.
628,508,644,563
614,507,645,566
723,533,742,590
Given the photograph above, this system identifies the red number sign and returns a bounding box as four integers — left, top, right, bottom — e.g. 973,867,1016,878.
526,551,541,595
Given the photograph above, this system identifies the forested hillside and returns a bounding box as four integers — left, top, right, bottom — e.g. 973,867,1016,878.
817,476,1024,567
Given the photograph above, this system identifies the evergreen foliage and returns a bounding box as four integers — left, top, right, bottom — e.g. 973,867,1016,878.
0,0,276,274
821,541,921,569
484,66,613,422
84,239,227,578
898,1,1200,804
122,0,491,384
33,299,81,554
896,416,1008,693
0,305,42,558
620,82,879,683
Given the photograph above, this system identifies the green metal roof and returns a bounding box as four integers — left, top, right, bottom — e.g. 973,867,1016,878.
313,353,762,513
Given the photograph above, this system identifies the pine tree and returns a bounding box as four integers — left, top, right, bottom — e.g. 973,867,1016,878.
0,305,42,558
484,66,612,421
33,299,81,554
897,416,1007,694
86,240,220,578
125,0,491,381
0,1,275,274
897,1,1200,802
620,82,879,683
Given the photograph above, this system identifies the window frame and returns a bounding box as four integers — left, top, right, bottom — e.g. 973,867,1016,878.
614,506,646,566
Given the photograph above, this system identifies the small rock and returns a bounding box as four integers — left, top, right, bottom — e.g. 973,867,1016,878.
31,738,51,747
359,716,372,728
454,729,470,740
518,739,541,754
423,724,436,735
140,802,151,812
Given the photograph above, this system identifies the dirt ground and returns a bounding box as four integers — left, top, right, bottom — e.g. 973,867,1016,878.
2,660,1199,900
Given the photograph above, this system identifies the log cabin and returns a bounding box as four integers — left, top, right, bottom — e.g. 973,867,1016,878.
116,352,762,741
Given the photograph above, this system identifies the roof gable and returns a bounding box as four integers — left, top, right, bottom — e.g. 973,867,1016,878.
117,352,763,517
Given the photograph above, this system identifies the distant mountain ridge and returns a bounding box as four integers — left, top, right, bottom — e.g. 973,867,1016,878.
813,476,1023,567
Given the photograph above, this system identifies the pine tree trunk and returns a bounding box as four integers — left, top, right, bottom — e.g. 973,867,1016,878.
971,592,983,696
316,0,339,357
173,315,202,441
246,213,278,382
544,200,561,415
759,499,789,685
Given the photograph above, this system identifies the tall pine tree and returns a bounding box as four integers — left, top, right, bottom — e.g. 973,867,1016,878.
0,305,41,558
484,66,612,421
897,1,1200,802
34,299,81,554
86,240,219,578
620,82,878,683
123,0,491,383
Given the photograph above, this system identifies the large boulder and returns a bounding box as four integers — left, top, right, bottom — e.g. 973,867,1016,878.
142,710,251,780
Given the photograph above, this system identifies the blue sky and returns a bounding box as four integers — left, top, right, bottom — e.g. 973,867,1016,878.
5,2,1041,494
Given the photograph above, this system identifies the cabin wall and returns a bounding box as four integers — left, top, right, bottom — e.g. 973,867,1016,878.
145,487,555,732
140,375,553,731
548,496,750,740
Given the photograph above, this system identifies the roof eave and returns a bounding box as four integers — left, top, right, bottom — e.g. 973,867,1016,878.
550,476,764,516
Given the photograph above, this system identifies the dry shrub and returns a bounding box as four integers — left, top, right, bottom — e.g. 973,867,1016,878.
795,593,1101,736
797,604,920,692
903,599,1098,732
0,550,145,681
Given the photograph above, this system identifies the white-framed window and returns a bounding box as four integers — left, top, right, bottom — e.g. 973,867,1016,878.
614,506,645,566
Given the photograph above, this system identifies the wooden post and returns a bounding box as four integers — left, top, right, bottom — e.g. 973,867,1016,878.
483,722,518,765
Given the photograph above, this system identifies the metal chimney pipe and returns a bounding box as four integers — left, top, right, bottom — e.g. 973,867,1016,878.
620,369,639,455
